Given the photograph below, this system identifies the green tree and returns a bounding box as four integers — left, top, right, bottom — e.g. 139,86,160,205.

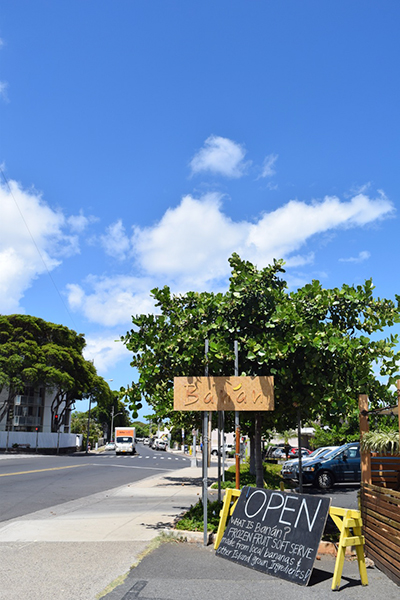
70,411,102,448
122,254,400,488
0,314,108,431
131,421,150,438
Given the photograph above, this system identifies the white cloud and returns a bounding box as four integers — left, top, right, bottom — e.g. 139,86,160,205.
0,81,8,102
67,190,393,326
0,178,81,312
83,333,132,374
285,253,315,267
67,211,97,233
246,193,393,265
66,274,156,327
100,219,132,260
339,250,371,263
134,191,393,280
133,192,248,285
190,135,249,178
259,153,278,178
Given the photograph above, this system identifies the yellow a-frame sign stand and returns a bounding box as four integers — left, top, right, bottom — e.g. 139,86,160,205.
214,488,241,550
329,506,368,591
214,490,369,591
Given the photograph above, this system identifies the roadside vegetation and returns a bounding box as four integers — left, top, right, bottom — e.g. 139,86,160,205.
210,460,285,490
175,499,223,532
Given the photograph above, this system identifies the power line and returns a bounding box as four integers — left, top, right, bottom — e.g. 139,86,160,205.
1,168,78,330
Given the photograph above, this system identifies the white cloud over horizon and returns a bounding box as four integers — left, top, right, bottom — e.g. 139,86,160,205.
0,178,94,313
190,135,249,178
83,333,132,374
259,153,278,178
70,189,394,326
66,274,156,327
339,250,371,263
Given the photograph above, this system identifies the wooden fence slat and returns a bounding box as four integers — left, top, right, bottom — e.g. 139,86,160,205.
362,488,400,508
361,512,400,548
362,482,400,500
363,522,400,559
362,492,400,520
364,529,400,564
366,547,400,587
363,513,400,545
362,498,400,526
362,506,400,533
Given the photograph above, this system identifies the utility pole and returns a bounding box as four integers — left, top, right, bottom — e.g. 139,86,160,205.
86,396,92,454
203,339,209,546
234,340,240,490
110,406,122,442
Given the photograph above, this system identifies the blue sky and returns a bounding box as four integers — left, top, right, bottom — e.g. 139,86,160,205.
1,2,400,418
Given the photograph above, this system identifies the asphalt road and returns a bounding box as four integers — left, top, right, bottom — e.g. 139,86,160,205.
0,443,191,522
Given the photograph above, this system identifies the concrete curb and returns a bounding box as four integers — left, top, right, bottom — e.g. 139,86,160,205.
165,528,215,545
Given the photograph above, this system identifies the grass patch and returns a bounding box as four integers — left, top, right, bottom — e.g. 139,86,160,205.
175,499,223,532
211,461,288,490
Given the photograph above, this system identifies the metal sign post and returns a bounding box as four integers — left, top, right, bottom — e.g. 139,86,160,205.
234,341,240,490
174,363,274,547
202,339,209,546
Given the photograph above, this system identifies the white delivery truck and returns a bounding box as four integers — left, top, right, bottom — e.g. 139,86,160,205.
115,427,136,455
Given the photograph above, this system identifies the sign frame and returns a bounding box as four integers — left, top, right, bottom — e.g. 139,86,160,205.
174,376,274,412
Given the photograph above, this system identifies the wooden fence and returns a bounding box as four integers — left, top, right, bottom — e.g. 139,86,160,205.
370,455,400,490
358,386,400,587
360,483,400,586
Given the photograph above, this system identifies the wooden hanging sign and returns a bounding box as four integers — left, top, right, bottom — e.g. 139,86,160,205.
174,376,274,411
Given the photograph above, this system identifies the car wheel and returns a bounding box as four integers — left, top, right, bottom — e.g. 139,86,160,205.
317,470,334,490
211,450,218,456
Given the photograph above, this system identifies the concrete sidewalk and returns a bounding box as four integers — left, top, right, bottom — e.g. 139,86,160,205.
102,541,400,600
0,463,215,600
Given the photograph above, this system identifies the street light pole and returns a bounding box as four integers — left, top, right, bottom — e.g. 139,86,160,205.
110,406,123,442
85,395,92,454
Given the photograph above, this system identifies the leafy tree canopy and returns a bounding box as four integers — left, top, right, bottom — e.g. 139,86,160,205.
122,254,400,434
0,314,109,431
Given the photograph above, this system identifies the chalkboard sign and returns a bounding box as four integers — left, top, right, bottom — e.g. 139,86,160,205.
216,487,331,586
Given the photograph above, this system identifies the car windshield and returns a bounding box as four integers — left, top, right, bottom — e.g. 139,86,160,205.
321,447,345,460
308,448,325,459
116,437,132,443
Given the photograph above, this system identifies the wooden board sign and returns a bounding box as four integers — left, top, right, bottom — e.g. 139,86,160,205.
174,376,274,411
216,487,330,586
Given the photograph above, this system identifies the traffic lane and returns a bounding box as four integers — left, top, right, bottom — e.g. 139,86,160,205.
0,450,191,522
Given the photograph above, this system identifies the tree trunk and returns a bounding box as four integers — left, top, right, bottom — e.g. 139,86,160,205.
255,412,264,489
249,432,256,475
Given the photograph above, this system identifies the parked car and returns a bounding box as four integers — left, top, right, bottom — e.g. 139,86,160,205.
300,442,361,489
143,438,150,445
211,444,234,456
281,446,339,480
154,438,167,451
104,442,115,451
265,445,291,459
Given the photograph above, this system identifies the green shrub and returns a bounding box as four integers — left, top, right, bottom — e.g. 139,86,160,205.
175,499,223,532
211,460,288,490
